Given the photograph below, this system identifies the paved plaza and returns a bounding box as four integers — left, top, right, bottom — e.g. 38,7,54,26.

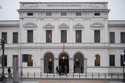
22,80,124,83
0,79,124,83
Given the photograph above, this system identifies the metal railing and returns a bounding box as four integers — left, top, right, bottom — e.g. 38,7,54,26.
20,72,123,80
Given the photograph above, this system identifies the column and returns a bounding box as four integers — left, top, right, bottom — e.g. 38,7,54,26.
84,58,87,74
69,58,73,74
40,58,44,74
54,58,58,73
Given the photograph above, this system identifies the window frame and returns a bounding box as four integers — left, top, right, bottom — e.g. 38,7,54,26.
75,30,82,43
61,30,67,43
27,30,33,43
109,32,115,43
46,30,52,43
109,55,115,66
13,32,18,43
94,30,100,43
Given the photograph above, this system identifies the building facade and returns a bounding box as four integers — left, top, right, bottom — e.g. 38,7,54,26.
0,2,125,78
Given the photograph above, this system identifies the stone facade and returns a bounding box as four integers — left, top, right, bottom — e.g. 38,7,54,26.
0,2,125,78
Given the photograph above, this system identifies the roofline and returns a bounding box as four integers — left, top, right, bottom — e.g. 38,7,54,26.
0,20,19,22
20,2,108,4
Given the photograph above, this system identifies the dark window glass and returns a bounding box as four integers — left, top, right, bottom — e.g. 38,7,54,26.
27,30,33,43
76,12,81,16
61,12,67,16
46,30,52,43
46,11,52,16
2,55,7,66
121,32,125,43
110,32,115,43
121,55,124,66
109,55,115,66
94,30,100,43
61,30,67,43
27,12,33,16
95,55,100,66
94,12,100,16
22,54,33,66
2,32,7,43
13,32,18,43
76,30,82,43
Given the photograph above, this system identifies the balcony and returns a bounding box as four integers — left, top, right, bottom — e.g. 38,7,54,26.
2,43,125,49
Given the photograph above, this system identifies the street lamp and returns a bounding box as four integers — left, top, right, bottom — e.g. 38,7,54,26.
123,50,125,82
0,38,6,81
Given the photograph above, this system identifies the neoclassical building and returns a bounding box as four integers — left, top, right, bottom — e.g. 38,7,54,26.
0,2,125,79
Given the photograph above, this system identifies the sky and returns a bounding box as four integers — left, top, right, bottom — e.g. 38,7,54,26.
0,0,125,20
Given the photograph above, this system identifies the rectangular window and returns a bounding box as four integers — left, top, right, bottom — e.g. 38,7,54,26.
22,54,33,66
76,12,81,16
2,32,7,43
27,30,33,43
109,55,115,66
94,30,100,43
76,30,82,43
121,32,125,43
110,32,115,43
2,55,7,66
27,12,33,16
46,30,52,43
13,32,18,43
46,11,52,16
61,12,67,16
61,30,67,43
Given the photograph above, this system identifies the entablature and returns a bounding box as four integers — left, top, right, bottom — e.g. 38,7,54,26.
19,2,108,10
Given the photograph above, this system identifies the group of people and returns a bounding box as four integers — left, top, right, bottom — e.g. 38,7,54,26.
56,65,69,75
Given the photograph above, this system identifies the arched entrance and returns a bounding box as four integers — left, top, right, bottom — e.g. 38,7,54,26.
44,52,54,73
74,52,84,73
58,52,69,74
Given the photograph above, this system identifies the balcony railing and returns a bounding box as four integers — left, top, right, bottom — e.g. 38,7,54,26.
21,72,123,80
2,43,125,49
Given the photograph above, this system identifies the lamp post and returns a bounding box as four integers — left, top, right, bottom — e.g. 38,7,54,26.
123,50,125,82
0,38,6,81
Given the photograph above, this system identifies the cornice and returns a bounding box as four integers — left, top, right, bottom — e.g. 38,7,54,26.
20,2,108,4
18,9,109,12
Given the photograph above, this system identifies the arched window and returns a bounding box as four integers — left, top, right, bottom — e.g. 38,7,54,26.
74,52,84,73
44,52,54,73
95,55,100,66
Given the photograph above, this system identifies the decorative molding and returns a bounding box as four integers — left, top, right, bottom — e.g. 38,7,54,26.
43,23,54,29
59,23,69,29
90,22,104,28
23,22,38,28
73,23,84,29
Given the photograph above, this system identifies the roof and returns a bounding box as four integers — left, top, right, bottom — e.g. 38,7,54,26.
108,20,125,27
0,20,19,27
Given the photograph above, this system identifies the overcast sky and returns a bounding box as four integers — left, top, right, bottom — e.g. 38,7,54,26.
0,0,125,20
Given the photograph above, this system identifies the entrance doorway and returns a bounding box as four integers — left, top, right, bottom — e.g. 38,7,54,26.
44,52,54,73
58,52,69,74
74,52,84,73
